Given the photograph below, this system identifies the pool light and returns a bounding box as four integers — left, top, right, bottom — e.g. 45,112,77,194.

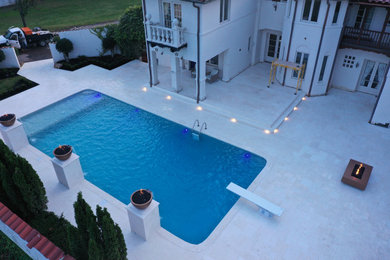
166,95,172,100
182,128,189,134
264,129,271,134
230,118,237,123
244,153,251,159
142,87,147,92
196,106,203,111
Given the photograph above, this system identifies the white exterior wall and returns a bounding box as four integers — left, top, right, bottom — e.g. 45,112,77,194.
331,49,390,91
0,47,20,69
49,29,107,63
0,220,48,260
0,0,15,7
372,68,390,125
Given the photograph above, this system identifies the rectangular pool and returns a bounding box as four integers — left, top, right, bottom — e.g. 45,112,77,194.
21,90,266,244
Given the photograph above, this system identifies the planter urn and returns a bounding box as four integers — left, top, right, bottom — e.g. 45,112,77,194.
0,114,16,127
131,189,153,209
53,145,73,161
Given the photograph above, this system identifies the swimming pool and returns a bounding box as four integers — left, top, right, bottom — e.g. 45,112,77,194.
21,90,266,244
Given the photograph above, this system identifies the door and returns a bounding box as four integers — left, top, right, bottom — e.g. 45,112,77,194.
358,60,387,95
162,1,182,28
265,33,281,62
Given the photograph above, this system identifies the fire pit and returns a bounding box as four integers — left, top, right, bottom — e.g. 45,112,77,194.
131,189,153,209
53,145,73,161
341,159,373,190
0,114,16,127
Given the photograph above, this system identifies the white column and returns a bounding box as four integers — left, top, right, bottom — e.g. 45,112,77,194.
150,48,159,85
126,200,160,240
196,61,206,101
171,55,182,92
51,153,84,189
0,120,29,152
251,0,262,65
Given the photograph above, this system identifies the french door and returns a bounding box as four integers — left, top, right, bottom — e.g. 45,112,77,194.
358,60,387,95
162,1,182,28
265,33,282,62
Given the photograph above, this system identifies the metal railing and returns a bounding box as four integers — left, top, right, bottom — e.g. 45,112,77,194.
145,18,186,49
341,26,390,51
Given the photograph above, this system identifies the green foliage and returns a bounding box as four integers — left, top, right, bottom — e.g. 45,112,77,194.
0,230,31,260
0,140,47,219
14,0,35,27
91,24,118,57
115,6,145,59
0,50,5,63
56,38,74,62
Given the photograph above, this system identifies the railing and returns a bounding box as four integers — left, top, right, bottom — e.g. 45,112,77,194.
145,18,186,49
341,26,390,52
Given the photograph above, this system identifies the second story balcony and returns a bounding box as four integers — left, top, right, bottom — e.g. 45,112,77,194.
145,16,187,51
341,27,390,56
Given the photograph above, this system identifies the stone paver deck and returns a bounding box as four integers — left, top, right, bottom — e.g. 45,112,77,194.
0,59,389,260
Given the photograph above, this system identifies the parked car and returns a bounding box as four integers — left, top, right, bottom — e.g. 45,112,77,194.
0,27,54,49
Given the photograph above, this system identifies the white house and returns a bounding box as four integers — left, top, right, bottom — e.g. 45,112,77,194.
141,0,390,126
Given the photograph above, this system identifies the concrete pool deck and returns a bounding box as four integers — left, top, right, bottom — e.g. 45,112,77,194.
0,59,389,259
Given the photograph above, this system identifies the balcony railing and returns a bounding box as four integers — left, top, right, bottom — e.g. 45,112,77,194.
145,18,186,50
341,26,390,54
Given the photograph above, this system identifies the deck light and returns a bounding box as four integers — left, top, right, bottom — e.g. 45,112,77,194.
196,106,203,111
166,95,172,100
273,129,279,134
293,106,298,111
230,118,237,123
284,117,289,121
142,87,147,92
264,129,271,134
302,97,306,101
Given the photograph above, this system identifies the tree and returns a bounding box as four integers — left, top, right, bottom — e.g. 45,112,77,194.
91,24,117,58
0,50,5,63
115,6,145,59
14,0,35,27
56,38,73,62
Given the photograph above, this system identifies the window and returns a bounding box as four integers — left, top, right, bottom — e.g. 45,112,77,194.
220,0,230,22
332,1,341,24
302,0,321,22
162,1,182,28
248,36,251,51
293,52,309,78
354,6,374,29
318,56,328,82
342,55,355,68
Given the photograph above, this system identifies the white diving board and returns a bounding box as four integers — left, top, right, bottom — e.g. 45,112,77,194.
226,182,284,217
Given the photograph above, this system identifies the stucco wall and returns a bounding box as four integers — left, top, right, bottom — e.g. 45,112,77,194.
372,68,390,125
331,48,390,92
49,29,107,63
0,0,15,7
0,47,20,69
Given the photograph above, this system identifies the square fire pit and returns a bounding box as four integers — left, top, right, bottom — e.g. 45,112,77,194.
341,159,373,190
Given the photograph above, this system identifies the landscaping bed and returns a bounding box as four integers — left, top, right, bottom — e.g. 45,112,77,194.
0,70,38,101
58,54,131,71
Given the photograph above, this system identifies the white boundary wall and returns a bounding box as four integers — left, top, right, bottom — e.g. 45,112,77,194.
0,47,20,69
0,220,48,260
49,29,107,63
0,0,15,7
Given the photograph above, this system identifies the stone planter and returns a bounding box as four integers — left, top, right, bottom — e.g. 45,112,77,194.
53,145,73,161
0,114,16,127
131,189,153,209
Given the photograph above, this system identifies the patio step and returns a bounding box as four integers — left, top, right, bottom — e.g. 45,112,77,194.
270,91,306,131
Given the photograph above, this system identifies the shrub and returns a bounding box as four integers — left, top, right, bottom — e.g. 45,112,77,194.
0,230,30,259
115,6,145,59
56,38,73,62
0,50,5,63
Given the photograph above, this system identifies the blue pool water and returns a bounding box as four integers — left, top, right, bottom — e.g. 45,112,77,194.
21,90,266,244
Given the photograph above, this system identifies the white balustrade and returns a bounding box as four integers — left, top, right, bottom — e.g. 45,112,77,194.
145,16,186,49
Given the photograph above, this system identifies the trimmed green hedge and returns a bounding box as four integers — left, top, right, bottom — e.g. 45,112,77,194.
58,55,131,71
